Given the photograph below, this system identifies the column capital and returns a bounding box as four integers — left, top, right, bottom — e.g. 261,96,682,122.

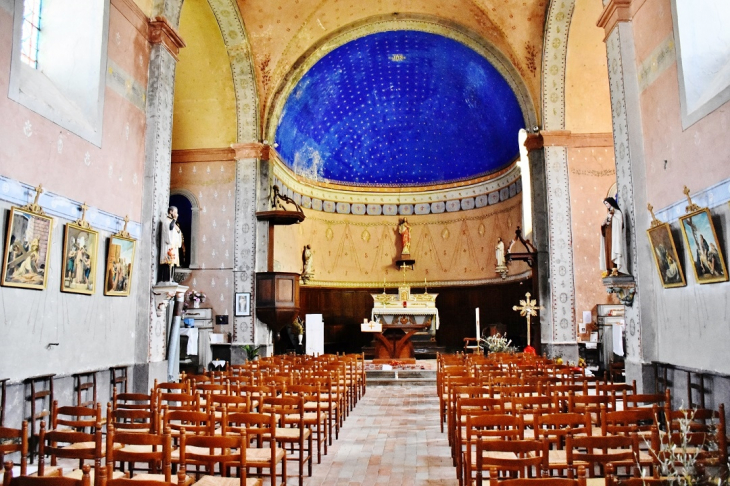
231,142,270,160
148,16,186,61
597,0,643,38
523,133,544,152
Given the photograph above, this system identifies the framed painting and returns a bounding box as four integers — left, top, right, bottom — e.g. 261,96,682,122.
1,207,53,290
104,235,136,296
647,223,686,288
679,208,728,284
61,222,100,294
235,292,251,316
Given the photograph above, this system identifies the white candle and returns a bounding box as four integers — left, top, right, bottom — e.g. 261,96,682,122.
475,307,480,338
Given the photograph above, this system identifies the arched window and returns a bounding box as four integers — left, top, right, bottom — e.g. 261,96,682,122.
169,190,200,269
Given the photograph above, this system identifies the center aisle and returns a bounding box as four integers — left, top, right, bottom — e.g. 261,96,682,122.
304,385,458,486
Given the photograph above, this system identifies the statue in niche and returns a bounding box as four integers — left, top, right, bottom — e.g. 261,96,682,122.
600,197,629,276
301,244,314,283
160,206,183,282
398,218,412,256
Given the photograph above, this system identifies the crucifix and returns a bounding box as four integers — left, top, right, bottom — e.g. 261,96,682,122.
23,183,46,214
76,201,91,229
512,292,543,355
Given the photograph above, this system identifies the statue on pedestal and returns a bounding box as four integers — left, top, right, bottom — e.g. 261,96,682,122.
600,197,628,276
398,218,411,256
301,244,314,283
160,206,183,283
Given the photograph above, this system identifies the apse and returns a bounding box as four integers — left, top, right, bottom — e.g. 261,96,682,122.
275,30,525,187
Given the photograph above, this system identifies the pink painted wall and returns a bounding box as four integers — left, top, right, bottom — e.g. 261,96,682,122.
567,146,619,315
0,3,150,222
170,161,236,324
633,0,730,208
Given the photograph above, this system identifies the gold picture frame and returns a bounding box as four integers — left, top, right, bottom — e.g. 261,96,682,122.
1,207,53,290
61,222,100,294
104,235,136,296
679,208,728,284
646,223,686,288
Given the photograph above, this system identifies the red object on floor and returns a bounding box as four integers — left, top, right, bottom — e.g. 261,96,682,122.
523,345,536,355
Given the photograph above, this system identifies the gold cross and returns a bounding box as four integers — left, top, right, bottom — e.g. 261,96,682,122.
401,262,408,284
512,292,544,346
647,203,662,228
683,186,700,213
123,215,129,233
80,202,88,220
33,184,44,206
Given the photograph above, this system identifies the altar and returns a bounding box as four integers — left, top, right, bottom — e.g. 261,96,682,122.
366,287,439,359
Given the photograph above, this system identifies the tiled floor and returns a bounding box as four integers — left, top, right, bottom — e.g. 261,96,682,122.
304,385,458,486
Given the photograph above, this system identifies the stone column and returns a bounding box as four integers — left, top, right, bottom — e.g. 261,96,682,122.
134,9,186,392
598,0,656,391
231,144,270,353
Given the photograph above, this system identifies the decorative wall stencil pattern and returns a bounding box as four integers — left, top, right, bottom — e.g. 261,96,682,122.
541,0,577,344
271,173,522,216
606,26,642,361
233,158,258,343
206,0,259,143
107,60,147,113
144,36,181,361
275,31,525,187
637,33,676,93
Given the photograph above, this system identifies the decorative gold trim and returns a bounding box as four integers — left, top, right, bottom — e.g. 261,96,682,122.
21,184,45,215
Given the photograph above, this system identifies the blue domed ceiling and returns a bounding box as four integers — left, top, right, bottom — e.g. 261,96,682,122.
274,30,525,187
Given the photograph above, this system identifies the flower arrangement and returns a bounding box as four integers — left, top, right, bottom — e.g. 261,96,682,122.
480,333,517,354
185,289,207,304
291,316,305,335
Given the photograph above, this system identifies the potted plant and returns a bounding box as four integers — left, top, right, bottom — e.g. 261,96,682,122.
291,317,305,345
239,344,261,362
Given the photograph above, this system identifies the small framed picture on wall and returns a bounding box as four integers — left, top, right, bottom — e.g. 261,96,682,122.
235,292,251,316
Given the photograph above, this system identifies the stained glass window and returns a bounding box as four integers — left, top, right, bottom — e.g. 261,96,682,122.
20,0,42,69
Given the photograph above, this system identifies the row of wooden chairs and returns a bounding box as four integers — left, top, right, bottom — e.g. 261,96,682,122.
437,352,728,486
2,353,365,486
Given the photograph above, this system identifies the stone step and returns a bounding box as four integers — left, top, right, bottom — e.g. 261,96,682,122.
366,369,437,386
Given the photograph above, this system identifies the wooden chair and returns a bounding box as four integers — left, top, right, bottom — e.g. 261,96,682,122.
488,468,587,486
179,433,262,486
25,374,55,463
51,403,102,434
104,470,189,486
535,414,591,477
1,379,8,427
260,396,311,486
112,390,153,412
108,407,158,435
5,464,91,486
475,439,547,485
286,384,327,464
0,422,28,477
73,373,97,409
623,389,669,411
222,413,285,486
105,424,189,484
37,421,103,483
566,433,639,478
109,367,129,396
463,414,525,486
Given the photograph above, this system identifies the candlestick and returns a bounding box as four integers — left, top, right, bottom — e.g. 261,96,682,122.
475,307,480,339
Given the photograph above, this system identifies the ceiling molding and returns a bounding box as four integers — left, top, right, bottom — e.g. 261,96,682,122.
541,131,614,147
171,147,236,163
597,0,648,38
111,0,150,40
149,16,186,60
